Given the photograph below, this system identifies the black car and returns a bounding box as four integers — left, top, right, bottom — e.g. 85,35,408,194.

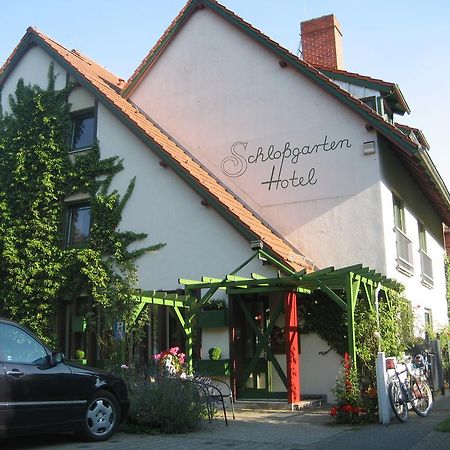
0,317,129,441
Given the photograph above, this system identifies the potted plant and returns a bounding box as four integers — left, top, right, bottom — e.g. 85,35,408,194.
208,347,222,360
195,347,230,376
74,349,87,365
197,299,228,328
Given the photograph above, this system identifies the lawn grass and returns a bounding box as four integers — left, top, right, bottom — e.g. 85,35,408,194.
434,415,450,432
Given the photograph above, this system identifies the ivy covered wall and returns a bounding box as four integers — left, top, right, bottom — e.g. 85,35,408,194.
0,66,162,347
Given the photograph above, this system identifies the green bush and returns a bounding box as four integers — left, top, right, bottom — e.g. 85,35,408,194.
125,373,206,433
208,347,222,360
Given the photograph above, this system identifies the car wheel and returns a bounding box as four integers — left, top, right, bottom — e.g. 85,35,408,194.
80,390,120,441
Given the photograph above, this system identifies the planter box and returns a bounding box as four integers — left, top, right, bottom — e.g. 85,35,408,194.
197,310,228,328
195,359,230,376
69,359,87,365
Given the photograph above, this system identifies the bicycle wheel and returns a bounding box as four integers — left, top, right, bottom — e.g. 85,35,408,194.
411,379,433,417
388,381,408,423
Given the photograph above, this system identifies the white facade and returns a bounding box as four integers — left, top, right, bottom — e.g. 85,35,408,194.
0,45,279,292
129,7,448,334
1,5,448,402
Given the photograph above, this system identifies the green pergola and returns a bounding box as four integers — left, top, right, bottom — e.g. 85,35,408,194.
132,249,401,373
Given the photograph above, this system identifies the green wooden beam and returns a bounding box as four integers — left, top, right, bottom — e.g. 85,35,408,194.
345,273,360,366
178,278,203,286
362,282,374,312
317,281,347,310
130,301,147,325
173,306,186,332
140,291,193,306
258,249,297,275
301,266,335,281
327,264,362,276
251,273,268,279
227,286,291,295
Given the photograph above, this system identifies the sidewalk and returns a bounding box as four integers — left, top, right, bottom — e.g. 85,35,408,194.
2,391,450,449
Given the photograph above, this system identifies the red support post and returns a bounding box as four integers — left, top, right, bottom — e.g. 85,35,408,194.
285,291,300,404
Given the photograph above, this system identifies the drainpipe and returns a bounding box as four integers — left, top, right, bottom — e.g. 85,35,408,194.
374,284,381,351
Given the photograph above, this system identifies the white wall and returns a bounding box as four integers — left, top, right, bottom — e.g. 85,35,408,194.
202,328,229,359
1,46,66,113
300,333,341,403
1,44,279,291
69,85,95,111
130,8,386,271
96,103,278,289
130,7,447,332
379,139,448,332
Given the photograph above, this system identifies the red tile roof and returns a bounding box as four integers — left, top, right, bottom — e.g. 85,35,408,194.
395,123,430,150
315,66,410,115
315,66,398,88
0,27,314,273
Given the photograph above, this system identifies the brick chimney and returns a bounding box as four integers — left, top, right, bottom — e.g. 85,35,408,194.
300,14,344,70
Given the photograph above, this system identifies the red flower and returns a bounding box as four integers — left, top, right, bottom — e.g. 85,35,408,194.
342,404,353,413
330,407,338,417
351,406,363,414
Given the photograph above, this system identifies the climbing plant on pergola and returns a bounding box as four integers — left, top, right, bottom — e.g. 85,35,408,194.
132,248,402,376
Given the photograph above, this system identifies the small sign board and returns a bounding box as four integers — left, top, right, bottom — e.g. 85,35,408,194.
113,321,125,340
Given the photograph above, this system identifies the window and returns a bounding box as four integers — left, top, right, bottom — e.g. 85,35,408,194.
70,111,95,151
393,195,413,275
418,222,427,252
418,222,433,287
393,195,406,232
360,96,377,112
66,204,91,247
0,323,47,364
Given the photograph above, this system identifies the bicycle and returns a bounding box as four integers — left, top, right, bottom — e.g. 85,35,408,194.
413,351,434,395
387,356,433,423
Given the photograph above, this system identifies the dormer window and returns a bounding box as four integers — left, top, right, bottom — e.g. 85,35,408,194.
70,110,95,152
360,96,377,112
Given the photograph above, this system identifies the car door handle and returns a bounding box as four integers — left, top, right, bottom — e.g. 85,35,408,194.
6,369,24,377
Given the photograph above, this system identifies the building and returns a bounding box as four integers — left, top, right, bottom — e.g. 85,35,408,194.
1,0,449,403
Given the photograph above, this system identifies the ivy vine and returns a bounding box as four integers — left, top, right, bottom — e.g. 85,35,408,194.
0,65,164,350
298,285,413,388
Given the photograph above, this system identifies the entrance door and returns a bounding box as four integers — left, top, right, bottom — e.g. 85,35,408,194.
232,295,287,400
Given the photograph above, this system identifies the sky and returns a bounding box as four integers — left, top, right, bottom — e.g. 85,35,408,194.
1,0,449,188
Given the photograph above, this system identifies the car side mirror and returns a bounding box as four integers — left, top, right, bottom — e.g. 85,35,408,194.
49,351,65,366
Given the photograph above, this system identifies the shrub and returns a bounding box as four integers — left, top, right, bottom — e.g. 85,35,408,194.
208,347,222,360
331,353,376,424
124,370,206,433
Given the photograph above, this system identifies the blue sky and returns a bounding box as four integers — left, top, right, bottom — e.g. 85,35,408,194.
1,0,449,187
